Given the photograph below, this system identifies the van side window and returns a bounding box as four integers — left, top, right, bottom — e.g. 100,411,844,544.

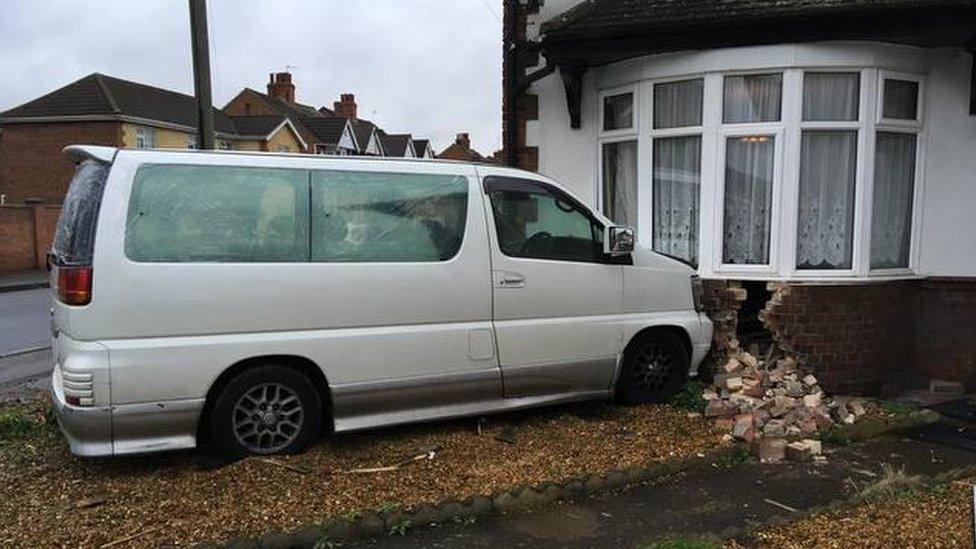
310,170,468,262
485,178,604,263
125,165,309,262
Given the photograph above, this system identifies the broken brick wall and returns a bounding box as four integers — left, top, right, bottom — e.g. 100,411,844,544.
700,280,747,377
912,278,976,390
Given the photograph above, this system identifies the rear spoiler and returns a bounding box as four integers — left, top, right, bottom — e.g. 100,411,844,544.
63,145,118,164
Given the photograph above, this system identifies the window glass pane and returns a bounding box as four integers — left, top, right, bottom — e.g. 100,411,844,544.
871,132,916,269
488,186,602,263
601,140,638,227
653,136,701,266
654,79,703,129
803,73,860,121
796,131,857,270
883,79,919,120
126,165,308,262
723,74,782,123
311,171,468,262
723,136,775,264
603,92,633,131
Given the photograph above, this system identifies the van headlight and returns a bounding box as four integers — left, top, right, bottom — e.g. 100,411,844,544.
690,275,704,312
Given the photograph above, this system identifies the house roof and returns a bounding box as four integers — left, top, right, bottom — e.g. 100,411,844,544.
541,0,976,66
238,87,324,120
379,132,414,157
412,139,431,157
348,118,381,154
230,115,287,137
302,117,355,148
0,73,237,134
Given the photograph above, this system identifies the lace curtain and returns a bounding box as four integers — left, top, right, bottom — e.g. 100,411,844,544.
601,140,639,228
652,137,701,265
723,74,782,123
871,132,917,268
723,136,775,264
654,79,703,129
796,131,857,269
803,73,859,121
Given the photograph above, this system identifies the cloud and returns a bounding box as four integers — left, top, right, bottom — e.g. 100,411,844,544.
0,0,503,154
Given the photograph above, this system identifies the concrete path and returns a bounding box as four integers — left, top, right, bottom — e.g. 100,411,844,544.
352,430,976,548
0,287,50,356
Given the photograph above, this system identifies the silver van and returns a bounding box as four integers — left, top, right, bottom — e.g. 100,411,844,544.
50,145,712,457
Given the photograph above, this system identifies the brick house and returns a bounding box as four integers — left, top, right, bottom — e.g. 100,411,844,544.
503,0,976,393
0,73,304,204
225,73,430,158
437,132,488,162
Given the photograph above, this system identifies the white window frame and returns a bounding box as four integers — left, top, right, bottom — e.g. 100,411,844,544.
786,69,870,279
645,75,706,265
596,84,640,229
876,70,925,127
135,126,155,149
713,126,786,276
598,85,639,138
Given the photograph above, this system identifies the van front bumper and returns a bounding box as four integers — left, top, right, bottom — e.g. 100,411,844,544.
51,367,114,457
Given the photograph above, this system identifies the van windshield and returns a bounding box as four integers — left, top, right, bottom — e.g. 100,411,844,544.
51,159,110,265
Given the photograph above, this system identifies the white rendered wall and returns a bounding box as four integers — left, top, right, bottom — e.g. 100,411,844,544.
917,49,976,277
521,37,976,278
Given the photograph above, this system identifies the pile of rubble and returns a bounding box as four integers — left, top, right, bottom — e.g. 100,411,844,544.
703,342,866,463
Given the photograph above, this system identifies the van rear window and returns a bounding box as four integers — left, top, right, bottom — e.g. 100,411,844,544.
126,165,309,262
51,160,110,265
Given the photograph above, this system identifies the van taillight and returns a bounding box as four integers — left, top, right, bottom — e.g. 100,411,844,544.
57,265,92,306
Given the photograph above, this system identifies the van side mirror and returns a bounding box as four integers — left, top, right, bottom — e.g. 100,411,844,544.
604,226,635,256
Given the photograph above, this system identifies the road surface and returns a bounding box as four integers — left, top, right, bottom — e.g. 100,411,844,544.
0,288,50,356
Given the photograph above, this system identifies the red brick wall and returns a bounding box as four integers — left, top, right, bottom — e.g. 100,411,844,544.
762,282,917,395
0,121,121,204
0,204,60,271
913,278,976,389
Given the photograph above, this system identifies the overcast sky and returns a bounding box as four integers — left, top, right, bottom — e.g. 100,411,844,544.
0,0,504,154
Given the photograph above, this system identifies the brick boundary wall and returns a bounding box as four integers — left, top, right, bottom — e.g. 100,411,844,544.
0,204,61,272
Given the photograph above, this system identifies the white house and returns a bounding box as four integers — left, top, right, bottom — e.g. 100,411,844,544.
503,0,976,394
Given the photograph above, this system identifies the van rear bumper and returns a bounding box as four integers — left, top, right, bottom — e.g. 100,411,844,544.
51,368,114,457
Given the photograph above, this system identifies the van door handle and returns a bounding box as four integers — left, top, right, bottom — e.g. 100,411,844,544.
494,272,525,288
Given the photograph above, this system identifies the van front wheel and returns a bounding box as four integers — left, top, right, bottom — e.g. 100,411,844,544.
616,331,690,404
209,365,322,458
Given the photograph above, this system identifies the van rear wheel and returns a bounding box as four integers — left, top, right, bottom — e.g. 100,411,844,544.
209,365,322,458
617,331,690,404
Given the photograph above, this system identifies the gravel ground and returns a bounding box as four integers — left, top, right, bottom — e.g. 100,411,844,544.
0,392,723,547
735,476,976,548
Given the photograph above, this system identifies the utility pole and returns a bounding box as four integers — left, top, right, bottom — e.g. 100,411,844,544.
189,0,215,149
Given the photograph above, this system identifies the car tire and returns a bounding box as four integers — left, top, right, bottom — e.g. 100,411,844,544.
208,364,323,458
616,331,690,404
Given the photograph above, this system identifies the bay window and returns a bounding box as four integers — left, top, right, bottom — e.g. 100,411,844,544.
595,64,923,279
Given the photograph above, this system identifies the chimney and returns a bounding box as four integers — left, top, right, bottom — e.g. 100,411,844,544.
333,93,357,119
267,72,295,103
456,132,470,150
